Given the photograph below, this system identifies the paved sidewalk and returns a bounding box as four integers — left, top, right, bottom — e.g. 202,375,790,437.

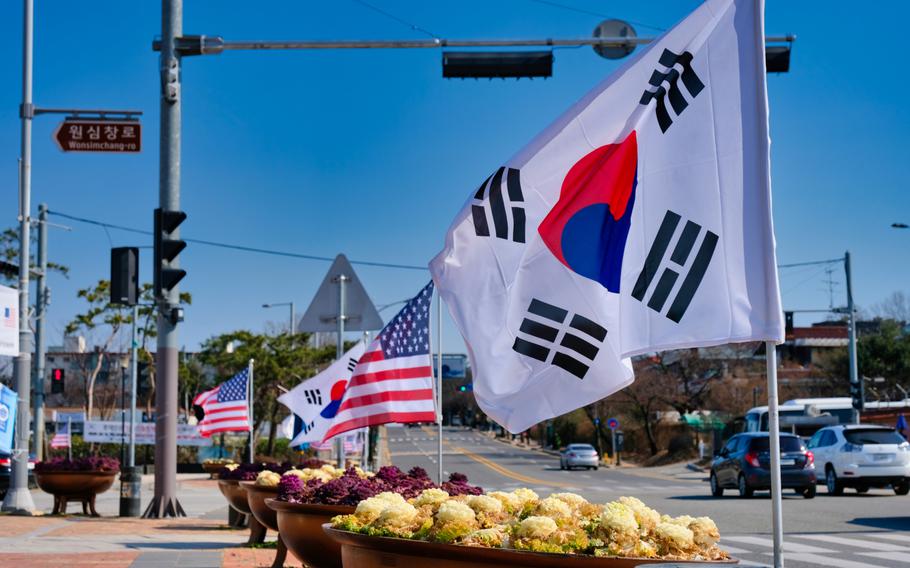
0,474,300,567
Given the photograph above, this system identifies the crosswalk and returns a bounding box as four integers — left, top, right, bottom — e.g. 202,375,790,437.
721,532,910,568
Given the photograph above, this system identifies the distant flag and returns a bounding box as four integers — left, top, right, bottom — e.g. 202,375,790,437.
322,281,437,440
278,341,367,446
0,384,18,454
50,420,71,449
193,367,252,437
431,0,783,433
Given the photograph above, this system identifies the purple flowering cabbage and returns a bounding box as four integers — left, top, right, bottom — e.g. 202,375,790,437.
277,465,483,505
35,456,120,472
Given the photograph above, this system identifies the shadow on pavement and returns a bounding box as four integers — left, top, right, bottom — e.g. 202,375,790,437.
125,541,242,550
848,516,910,531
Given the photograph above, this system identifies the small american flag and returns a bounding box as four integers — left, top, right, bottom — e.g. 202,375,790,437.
194,367,251,437
323,281,437,440
50,422,71,449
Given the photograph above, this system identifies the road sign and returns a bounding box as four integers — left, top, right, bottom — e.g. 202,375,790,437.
53,119,141,153
607,417,619,430
298,254,382,332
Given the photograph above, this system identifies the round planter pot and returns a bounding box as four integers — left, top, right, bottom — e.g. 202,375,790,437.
217,479,252,515
202,463,231,478
267,500,353,568
34,470,118,516
240,481,279,531
322,526,739,568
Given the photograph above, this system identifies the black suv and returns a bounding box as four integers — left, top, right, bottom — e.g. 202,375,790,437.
710,432,817,498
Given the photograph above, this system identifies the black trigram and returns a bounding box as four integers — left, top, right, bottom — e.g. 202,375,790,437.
631,210,718,323
300,419,316,435
347,357,358,372
303,389,322,405
471,167,526,243
512,298,607,379
639,49,705,133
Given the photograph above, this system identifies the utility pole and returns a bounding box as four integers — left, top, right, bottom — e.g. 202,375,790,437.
144,0,185,518
32,204,48,462
845,251,861,422
2,0,37,515
335,274,348,468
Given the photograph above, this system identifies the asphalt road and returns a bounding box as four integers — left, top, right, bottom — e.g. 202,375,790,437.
387,425,910,568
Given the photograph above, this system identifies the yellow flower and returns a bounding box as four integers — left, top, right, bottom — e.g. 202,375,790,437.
467,495,503,515
516,516,558,540
354,497,388,523
375,502,419,532
412,488,450,508
254,470,281,487
618,496,660,532
436,500,476,525
533,497,572,520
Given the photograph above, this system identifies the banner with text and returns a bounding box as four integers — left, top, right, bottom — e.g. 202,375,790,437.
83,421,212,446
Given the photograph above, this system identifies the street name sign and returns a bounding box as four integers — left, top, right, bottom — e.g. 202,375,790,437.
53,119,141,153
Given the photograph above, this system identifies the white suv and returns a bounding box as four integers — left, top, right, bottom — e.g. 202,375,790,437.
807,425,910,495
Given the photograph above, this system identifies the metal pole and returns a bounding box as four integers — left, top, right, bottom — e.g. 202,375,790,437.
845,251,861,423
436,292,443,484
766,341,784,568
129,304,138,467
33,203,48,462
144,0,184,518
290,302,295,336
248,359,255,462
2,0,37,515
67,417,72,462
335,275,347,468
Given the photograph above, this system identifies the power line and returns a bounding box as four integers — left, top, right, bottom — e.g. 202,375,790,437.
351,0,438,39
527,0,666,32
47,210,428,272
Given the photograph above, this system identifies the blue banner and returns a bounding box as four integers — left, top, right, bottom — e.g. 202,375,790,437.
0,384,17,454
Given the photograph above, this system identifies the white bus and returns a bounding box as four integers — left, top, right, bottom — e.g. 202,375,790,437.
743,398,855,436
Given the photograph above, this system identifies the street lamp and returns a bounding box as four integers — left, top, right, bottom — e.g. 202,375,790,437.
262,301,295,335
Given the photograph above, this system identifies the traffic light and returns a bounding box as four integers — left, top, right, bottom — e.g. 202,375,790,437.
111,247,139,306
137,361,150,398
458,383,473,392
51,368,65,394
153,208,187,299
849,380,864,411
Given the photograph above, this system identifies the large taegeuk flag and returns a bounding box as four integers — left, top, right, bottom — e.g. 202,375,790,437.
322,281,437,440
278,340,367,446
430,0,783,433
193,368,251,437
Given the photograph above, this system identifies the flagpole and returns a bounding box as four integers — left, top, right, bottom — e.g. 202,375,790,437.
766,341,784,568
248,359,255,463
436,291,443,484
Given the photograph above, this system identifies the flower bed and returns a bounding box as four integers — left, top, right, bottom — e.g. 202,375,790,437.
34,457,120,516
328,490,731,564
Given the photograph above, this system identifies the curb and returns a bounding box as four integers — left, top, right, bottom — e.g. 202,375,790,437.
686,462,709,472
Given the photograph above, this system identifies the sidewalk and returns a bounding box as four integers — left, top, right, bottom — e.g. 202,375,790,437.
0,474,299,568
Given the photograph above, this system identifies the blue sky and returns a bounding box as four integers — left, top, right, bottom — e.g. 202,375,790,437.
1,1,908,354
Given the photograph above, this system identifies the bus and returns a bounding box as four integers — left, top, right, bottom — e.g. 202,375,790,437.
743,398,854,437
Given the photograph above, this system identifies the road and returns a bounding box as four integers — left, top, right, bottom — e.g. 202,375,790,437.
387,425,910,568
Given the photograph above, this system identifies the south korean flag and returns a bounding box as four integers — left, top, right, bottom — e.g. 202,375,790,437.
278,340,366,445
431,0,783,433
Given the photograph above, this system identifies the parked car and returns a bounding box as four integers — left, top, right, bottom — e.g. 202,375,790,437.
0,452,36,498
559,443,599,470
710,432,816,498
807,424,910,495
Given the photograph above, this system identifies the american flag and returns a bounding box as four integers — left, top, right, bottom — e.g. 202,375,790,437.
50,421,71,449
193,367,251,437
322,281,437,440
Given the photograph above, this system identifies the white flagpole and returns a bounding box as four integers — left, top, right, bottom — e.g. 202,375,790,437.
436,292,443,484
766,342,784,568
248,359,255,463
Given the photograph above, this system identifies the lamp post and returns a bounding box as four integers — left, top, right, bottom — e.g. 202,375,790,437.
262,302,295,335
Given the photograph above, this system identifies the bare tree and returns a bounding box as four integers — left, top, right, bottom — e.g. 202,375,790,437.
871,291,910,322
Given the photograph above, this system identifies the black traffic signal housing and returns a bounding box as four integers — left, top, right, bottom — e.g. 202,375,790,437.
111,247,139,306
137,361,151,398
850,380,864,411
154,208,187,299
51,368,65,394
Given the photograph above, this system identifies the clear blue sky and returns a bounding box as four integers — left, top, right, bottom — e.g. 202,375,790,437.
1,1,908,354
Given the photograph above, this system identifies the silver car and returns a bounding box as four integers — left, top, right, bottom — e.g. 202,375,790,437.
560,443,600,470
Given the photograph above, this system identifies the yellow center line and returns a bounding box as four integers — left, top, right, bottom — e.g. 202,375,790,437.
451,446,574,489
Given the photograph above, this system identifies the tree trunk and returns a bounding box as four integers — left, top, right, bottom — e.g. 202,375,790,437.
644,413,659,455
266,397,279,457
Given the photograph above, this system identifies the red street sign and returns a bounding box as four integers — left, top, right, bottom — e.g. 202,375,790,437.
53,119,141,153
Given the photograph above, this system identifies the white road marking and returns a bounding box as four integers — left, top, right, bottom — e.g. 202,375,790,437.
781,553,887,568
796,534,910,551
860,533,910,544
859,552,910,563
724,535,834,553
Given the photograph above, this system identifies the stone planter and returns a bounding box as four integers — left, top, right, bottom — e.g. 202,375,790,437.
322,526,739,568
34,470,118,516
266,500,353,568
217,479,266,544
